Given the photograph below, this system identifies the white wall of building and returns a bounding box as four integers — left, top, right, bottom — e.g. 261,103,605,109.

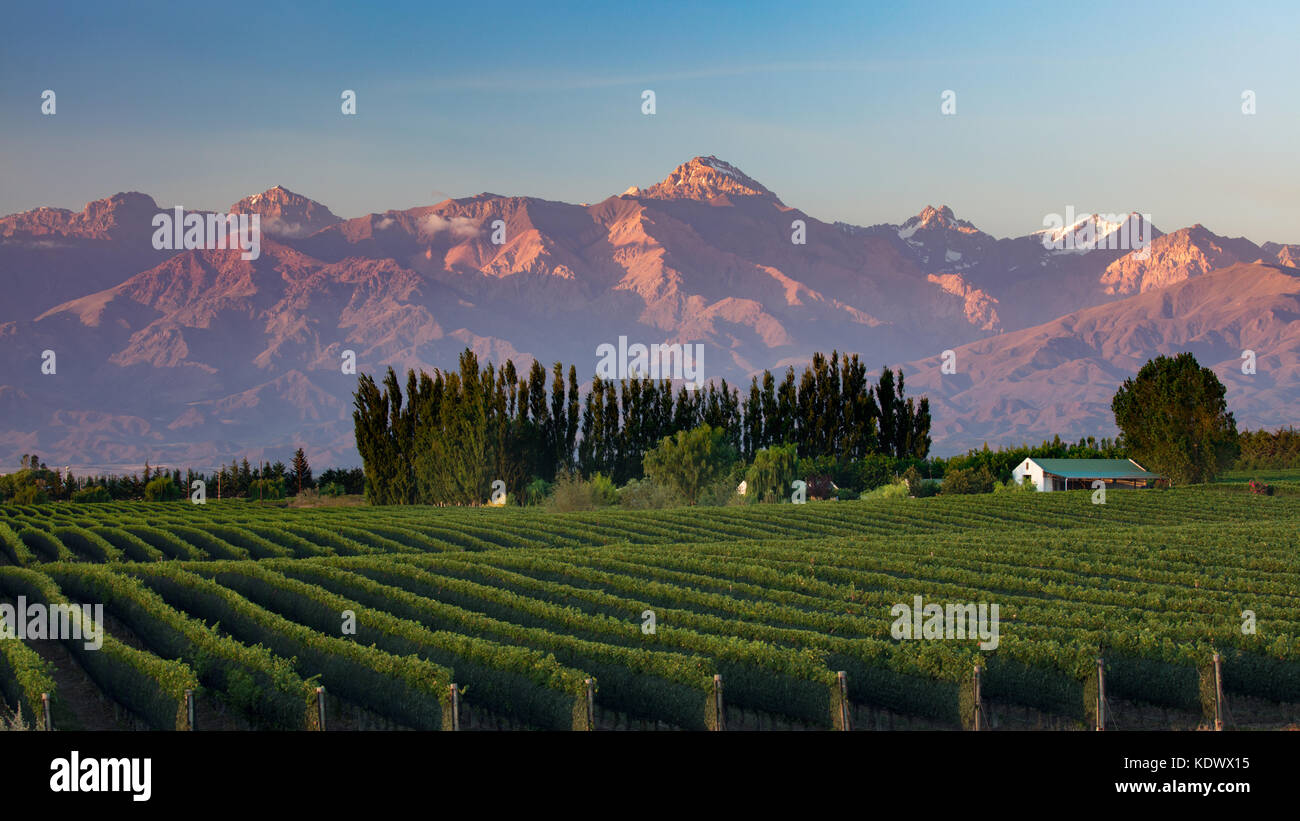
1011,458,1049,492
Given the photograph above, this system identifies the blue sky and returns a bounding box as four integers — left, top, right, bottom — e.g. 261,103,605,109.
2,0,1298,241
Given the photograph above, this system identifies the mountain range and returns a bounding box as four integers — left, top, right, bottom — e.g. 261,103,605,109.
1,156,1296,470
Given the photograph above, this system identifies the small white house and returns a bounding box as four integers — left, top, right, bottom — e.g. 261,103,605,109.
1011,458,1162,492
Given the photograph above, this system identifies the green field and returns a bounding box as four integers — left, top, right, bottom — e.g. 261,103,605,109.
2,488,1298,731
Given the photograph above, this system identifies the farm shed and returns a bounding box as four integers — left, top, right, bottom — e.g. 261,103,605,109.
1011,458,1162,492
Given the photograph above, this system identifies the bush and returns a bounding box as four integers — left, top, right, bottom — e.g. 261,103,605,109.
319,482,346,497
912,479,941,497
940,465,996,495
1248,480,1275,496
901,466,919,488
0,704,33,731
588,473,619,507
71,486,112,503
862,481,909,501
835,488,859,501
618,478,678,509
247,478,286,500
144,476,183,502
994,477,1036,493
522,478,552,506
546,473,616,513
698,474,746,507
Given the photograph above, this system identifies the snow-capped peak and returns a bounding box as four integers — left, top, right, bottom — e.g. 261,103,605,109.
1034,211,1158,253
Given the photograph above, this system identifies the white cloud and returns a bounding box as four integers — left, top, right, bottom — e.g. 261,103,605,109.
421,213,479,240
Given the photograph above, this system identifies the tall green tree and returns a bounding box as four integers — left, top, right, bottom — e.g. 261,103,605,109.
291,448,312,494
1111,352,1239,485
745,443,799,502
643,424,737,505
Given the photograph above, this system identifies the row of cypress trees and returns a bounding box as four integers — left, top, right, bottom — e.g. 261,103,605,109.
353,348,931,505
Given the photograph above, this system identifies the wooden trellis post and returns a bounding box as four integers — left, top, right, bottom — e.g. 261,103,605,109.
972,665,982,731
316,686,327,731
585,675,595,727
1213,653,1224,732
1096,658,1106,731
185,689,196,731
41,692,52,731
713,674,726,731
449,683,461,731
837,671,852,731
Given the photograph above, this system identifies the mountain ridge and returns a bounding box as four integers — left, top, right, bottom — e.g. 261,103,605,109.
1,156,1296,467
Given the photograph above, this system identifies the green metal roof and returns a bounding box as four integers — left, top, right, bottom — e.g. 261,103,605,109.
1027,458,1161,479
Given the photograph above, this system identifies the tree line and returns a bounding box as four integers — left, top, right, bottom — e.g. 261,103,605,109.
0,451,365,503
352,348,933,505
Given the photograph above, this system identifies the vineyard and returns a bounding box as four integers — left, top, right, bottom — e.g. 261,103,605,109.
1,489,1298,731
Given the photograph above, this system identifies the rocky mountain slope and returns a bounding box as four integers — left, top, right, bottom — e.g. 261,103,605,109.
1,157,1295,467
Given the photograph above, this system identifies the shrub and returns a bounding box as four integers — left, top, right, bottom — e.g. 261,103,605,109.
588,473,619,507
994,477,1036,493
546,474,616,513
0,704,32,731
912,479,941,497
144,476,183,502
523,478,552,506
835,488,859,501
698,474,745,507
862,481,908,501
319,482,345,497
247,478,286,500
618,478,678,510
941,465,996,495
901,466,918,488
71,486,112,503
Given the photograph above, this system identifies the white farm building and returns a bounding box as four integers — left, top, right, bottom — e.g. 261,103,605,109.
1011,458,1162,492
